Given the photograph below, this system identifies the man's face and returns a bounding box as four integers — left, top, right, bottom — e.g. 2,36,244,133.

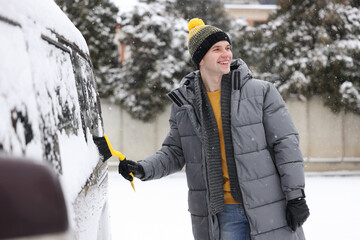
199,40,232,76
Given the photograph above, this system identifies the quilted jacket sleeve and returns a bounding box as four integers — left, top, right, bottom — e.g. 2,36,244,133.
262,83,305,201
139,104,185,180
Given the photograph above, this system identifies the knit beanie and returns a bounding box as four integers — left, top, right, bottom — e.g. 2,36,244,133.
187,18,231,68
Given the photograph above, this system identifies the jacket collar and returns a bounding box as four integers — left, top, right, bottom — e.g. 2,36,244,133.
230,58,253,89
167,58,253,106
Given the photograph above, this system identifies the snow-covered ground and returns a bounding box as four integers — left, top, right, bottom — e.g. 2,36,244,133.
109,170,360,240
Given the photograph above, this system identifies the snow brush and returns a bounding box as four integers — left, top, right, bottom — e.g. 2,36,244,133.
93,134,136,192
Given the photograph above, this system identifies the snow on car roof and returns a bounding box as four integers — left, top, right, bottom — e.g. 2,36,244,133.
0,0,89,54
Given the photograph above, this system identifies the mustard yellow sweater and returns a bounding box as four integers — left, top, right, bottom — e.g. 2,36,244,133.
207,90,241,204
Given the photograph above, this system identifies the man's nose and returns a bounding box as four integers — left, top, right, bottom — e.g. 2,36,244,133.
221,49,232,58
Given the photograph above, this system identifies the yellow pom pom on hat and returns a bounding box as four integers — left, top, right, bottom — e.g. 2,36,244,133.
187,18,231,68
188,18,205,32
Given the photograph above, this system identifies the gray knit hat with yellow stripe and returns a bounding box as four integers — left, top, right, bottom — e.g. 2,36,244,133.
187,18,231,68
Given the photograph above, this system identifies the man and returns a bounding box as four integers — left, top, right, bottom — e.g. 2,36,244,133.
119,18,310,240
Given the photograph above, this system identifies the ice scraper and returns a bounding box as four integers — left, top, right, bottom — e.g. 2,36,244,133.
93,134,136,191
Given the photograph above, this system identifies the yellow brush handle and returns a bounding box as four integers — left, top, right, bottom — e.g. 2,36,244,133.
103,134,135,191
114,150,126,161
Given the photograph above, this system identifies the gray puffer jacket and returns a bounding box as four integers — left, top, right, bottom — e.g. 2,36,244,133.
139,59,306,240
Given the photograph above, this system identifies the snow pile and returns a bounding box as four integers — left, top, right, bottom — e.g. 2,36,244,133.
340,81,360,109
112,0,139,14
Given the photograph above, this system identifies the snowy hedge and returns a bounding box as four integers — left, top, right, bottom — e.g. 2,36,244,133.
106,0,193,121
231,0,360,115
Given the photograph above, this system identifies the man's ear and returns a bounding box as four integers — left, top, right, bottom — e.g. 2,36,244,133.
199,59,204,66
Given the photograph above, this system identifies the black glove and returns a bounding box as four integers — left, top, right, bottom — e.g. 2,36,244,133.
286,198,310,231
118,159,145,181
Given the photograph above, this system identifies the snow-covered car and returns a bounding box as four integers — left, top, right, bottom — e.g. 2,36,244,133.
0,0,110,239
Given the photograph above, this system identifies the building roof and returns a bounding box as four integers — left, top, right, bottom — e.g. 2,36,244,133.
225,4,278,10
221,0,277,4
259,0,277,4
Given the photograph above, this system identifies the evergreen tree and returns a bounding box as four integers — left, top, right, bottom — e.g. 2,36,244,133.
231,0,360,115
228,18,255,64
109,0,192,121
55,0,119,94
175,0,231,31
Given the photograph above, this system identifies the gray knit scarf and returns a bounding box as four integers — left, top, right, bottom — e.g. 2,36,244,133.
193,72,242,215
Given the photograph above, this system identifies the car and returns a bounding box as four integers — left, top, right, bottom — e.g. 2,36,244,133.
0,0,110,239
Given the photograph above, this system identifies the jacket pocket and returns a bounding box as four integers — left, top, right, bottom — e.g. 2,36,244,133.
185,162,206,190
188,189,208,217
245,199,288,236
241,173,285,210
240,174,288,235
